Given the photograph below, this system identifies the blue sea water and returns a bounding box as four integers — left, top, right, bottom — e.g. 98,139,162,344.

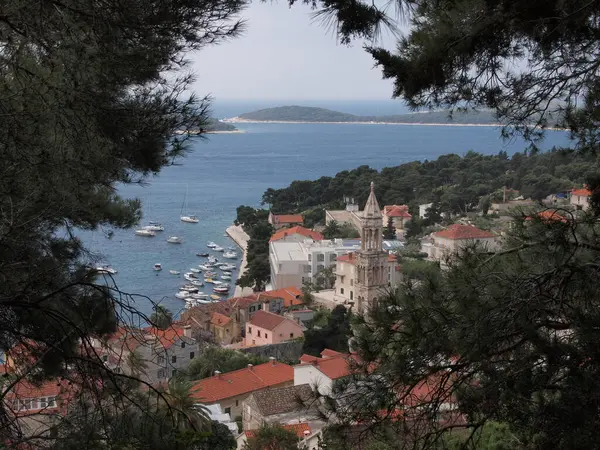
83,120,572,319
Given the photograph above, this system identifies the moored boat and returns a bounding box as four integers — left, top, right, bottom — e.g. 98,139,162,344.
94,265,118,275
196,252,209,257
198,264,213,271
191,280,204,287
135,229,156,237
210,294,221,301
169,270,180,275
207,242,217,248
167,236,183,244
143,224,164,231
190,268,200,273
213,285,229,294
176,291,190,299
220,275,231,280
181,215,199,223
214,246,224,252
222,251,237,259
154,263,162,271
184,272,197,281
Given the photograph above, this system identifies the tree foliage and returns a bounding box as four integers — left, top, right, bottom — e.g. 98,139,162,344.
303,305,352,356
187,346,267,380
383,217,396,240
0,0,245,445
151,305,174,330
236,208,273,291
243,423,300,450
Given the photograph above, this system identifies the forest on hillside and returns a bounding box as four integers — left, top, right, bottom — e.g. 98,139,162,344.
262,149,597,217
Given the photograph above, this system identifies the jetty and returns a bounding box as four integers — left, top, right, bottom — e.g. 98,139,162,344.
225,224,253,297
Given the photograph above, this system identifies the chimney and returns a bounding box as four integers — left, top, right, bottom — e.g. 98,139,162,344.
247,364,253,371
214,370,222,379
269,356,276,366
183,325,192,339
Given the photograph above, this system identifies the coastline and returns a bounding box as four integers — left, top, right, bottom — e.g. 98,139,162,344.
225,225,254,298
222,118,505,128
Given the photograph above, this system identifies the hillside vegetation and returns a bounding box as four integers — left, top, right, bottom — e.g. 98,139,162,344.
238,105,499,124
205,119,237,131
262,149,596,216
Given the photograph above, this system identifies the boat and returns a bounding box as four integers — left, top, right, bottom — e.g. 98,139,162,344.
167,236,183,244
227,246,236,251
214,246,224,252
213,285,230,294
220,275,231,280
204,272,217,278
222,251,237,259
135,229,156,237
210,294,221,301
196,252,209,257
185,299,198,309
95,265,118,275
198,264,213,271
175,291,191,299
190,268,200,273
191,280,204,287
220,264,236,271
213,280,223,285
169,270,180,275
221,271,232,276
207,242,217,248
143,224,164,231
180,185,200,223
204,278,215,284
208,256,218,264
184,272,197,281
153,263,162,271
181,284,198,292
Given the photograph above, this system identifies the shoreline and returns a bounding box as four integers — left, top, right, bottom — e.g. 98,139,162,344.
225,225,254,298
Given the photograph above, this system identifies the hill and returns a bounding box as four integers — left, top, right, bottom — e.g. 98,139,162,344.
205,119,237,132
236,105,499,125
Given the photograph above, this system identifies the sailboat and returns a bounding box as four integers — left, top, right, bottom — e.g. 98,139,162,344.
180,185,199,223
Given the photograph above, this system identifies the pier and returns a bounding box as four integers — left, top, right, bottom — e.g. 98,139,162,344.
225,224,254,297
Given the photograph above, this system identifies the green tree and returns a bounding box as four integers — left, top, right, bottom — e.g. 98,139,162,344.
314,266,336,290
303,305,351,356
200,421,237,450
243,423,300,450
151,305,174,330
323,220,342,239
383,217,396,240
187,346,267,380
163,376,210,432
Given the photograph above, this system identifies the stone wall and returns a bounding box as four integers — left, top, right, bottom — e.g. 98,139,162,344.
239,340,304,364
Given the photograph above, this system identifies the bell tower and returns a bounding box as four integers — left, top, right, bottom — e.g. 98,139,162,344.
354,182,389,314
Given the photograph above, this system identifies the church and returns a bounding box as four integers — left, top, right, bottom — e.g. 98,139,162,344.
333,182,402,313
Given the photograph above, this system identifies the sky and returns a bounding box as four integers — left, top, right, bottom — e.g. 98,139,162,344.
190,1,404,101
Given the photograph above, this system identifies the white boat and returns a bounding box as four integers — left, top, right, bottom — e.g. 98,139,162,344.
213,285,230,294
154,263,162,271
221,275,231,280
220,264,236,271
214,246,224,252
169,270,180,275
190,268,200,273
207,242,217,248
135,229,156,237
176,291,191,299
198,264,213,271
167,236,183,244
212,280,223,285
180,185,199,223
190,292,209,300
95,265,118,275
208,256,218,263
221,271,232,276
143,224,164,231
181,284,198,291
222,251,237,259
191,280,204,287
184,272,197,281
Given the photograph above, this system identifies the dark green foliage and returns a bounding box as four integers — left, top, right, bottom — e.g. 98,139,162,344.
236,208,273,291
187,346,268,380
242,423,299,450
383,217,396,240
302,207,326,228
313,266,336,290
150,305,174,330
264,150,593,216
200,421,237,449
302,305,352,356
323,220,360,239
205,120,238,132
239,106,499,125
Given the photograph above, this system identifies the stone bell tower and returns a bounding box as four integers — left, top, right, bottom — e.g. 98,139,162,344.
354,182,389,314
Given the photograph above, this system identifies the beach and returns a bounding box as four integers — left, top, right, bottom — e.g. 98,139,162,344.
225,224,254,298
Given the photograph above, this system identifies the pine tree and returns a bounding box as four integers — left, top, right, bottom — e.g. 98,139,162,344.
383,217,396,240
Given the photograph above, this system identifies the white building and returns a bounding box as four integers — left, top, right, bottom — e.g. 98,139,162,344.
421,224,497,262
419,203,433,218
570,188,591,210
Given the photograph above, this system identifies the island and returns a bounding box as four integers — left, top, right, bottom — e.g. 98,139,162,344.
204,119,239,133
226,105,500,126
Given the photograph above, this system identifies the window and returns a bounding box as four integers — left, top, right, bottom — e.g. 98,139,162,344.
158,356,165,365
317,253,324,262
250,306,255,312
340,288,344,294
11,399,19,410
317,264,324,272
171,355,177,363
258,304,262,310
350,279,353,286
181,342,186,349
265,333,268,339
224,407,231,415
158,369,165,378
236,400,239,406
38,398,48,409
47,397,56,408
114,367,122,374
172,369,177,376
248,327,252,334
257,330,261,337
290,333,294,338
38,397,56,409
102,355,108,362
304,265,311,273
308,254,312,261
252,339,255,345
190,352,195,359
22,399,32,410
350,291,353,300
330,253,337,262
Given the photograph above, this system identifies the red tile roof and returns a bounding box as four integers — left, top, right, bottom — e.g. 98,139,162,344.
572,188,592,197
245,422,311,439
271,214,303,224
525,210,567,223
337,252,357,265
298,349,359,380
321,349,342,358
299,354,320,364
248,310,296,331
191,361,293,402
270,226,324,242
260,286,304,307
142,325,188,349
210,312,232,326
434,224,495,240
383,205,412,218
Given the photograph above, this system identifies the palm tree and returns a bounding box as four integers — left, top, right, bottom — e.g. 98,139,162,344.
150,305,173,330
162,376,210,432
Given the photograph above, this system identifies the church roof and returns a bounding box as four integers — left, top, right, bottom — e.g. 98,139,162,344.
363,182,382,219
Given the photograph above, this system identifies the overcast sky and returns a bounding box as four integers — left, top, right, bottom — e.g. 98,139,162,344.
190,1,402,101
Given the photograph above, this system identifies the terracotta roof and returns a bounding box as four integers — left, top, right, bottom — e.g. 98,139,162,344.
337,252,357,265
299,349,359,380
271,214,304,224
247,310,291,331
251,384,313,416
142,325,188,349
270,226,324,242
434,224,495,240
388,254,397,262
525,210,567,223
6,378,76,415
245,422,311,439
210,312,232,326
299,354,320,364
321,349,342,358
260,286,304,307
191,361,293,402
383,205,412,218
572,188,592,197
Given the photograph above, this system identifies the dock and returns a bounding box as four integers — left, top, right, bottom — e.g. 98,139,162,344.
225,224,254,298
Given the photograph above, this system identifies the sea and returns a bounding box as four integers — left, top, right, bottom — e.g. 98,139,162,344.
80,100,573,320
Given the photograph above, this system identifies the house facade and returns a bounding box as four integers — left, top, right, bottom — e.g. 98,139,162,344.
382,204,412,230
268,213,304,230
571,188,591,210
245,310,304,347
294,349,356,396
421,224,496,262
209,312,235,344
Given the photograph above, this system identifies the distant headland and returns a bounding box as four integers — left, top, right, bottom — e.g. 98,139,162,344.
223,105,502,127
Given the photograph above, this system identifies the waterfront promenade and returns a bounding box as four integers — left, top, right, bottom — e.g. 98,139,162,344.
225,224,254,297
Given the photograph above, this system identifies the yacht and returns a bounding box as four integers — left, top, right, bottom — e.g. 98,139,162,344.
190,268,200,273
180,185,199,223
153,263,162,271
181,284,198,291
213,285,230,294
204,271,217,278
196,252,209,257
222,251,237,259
95,265,118,275
169,270,180,275
191,280,204,287
181,215,199,223
198,264,213,271
190,292,209,300
207,256,218,264
210,294,221,301
175,291,191,299
207,242,217,248
221,271,232,276
220,275,231,281
143,224,164,231
214,246,225,252
220,264,236,271
184,272,197,281
167,236,183,244
135,229,156,237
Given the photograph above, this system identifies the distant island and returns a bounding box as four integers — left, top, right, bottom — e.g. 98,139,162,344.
205,119,239,133
225,105,501,126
